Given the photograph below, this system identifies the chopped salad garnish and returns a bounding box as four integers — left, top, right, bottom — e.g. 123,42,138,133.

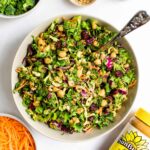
14,16,136,133
0,0,38,16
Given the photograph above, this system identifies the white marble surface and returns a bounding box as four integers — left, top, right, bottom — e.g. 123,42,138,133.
0,0,150,150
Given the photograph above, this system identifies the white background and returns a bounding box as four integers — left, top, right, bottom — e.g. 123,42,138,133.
0,0,150,150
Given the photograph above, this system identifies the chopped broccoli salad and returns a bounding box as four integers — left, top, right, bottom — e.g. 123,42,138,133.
0,0,38,16
14,16,136,133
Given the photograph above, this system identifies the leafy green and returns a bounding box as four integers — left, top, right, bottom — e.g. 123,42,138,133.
0,0,37,16
14,16,136,133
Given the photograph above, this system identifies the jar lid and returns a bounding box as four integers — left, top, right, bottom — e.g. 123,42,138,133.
135,108,150,126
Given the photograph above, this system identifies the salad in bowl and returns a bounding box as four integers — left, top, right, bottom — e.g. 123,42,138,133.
12,15,138,141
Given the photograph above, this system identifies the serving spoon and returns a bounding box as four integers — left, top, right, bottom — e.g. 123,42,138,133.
100,10,150,50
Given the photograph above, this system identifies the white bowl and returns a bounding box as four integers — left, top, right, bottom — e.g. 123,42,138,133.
0,113,36,148
0,0,41,19
11,14,138,142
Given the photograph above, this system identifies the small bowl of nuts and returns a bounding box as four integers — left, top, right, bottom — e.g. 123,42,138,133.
70,0,96,6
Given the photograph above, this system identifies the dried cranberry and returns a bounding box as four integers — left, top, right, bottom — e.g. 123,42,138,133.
47,92,52,99
104,74,108,78
63,75,68,83
115,70,123,77
47,121,50,125
103,107,110,115
81,30,89,40
118,89,127,95
108,80,113,86
61,125,72,133
62,42,67,47
111,89,119,95
27,44,34,56
88,116,95,122
86,37,94,45
56,41,62,49
89,103,98,111
81,90,87,97
126,67,130,72
29,103,35,110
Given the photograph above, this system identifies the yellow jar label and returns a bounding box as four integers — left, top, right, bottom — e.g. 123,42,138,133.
109,123,150,150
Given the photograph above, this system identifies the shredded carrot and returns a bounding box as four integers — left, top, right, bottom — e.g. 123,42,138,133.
0,116,36,150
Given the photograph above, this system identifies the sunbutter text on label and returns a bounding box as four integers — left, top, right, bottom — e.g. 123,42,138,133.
118,138,135,150
109,123,150,150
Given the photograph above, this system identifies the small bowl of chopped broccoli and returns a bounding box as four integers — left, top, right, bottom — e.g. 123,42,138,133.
0,0,40,19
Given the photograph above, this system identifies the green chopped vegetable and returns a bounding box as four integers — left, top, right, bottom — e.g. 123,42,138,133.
14,16,136,133
0,0,38,16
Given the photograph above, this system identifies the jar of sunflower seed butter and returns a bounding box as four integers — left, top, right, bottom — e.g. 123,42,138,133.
109,108,150,150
